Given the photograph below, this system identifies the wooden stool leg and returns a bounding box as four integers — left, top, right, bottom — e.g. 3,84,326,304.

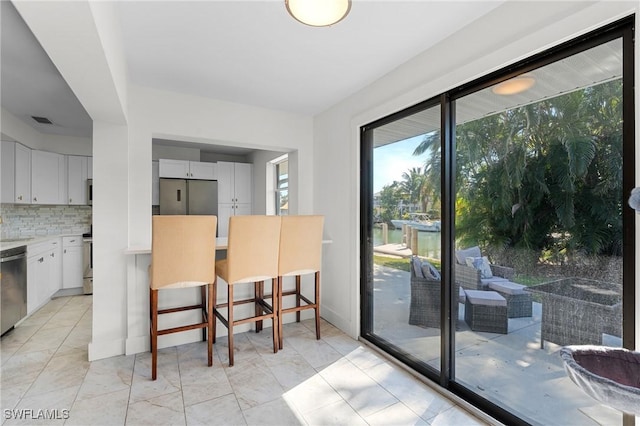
228,284,234,366
212,279,217,344
315,271,321,340
278,276,284,350
208,282,214,367
295,275,301,323
150,289,159,380
255,281,263,333
272,278,278,353
201,286,207,342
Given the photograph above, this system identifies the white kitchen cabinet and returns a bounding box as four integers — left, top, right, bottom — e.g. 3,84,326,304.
152,160,160,205
1,141,15,203
62,236,83,289
31,150,66,205
67,155,88,205
14,143,31,204
87,157,93,179
217,162,253,237
27,238,62,314
158,159,217,180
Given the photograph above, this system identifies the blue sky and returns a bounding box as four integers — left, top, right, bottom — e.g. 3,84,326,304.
373,134,428,193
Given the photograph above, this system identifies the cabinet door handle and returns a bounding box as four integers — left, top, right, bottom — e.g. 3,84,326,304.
33,197,38,202
70,198,73,203
38,257,44,263
70,239,75,242
51,253,55,258
17,195,22,201
64,249,67,254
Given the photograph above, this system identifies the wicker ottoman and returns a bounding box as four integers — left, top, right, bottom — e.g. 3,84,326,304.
464,290,508,334
487,281,532,318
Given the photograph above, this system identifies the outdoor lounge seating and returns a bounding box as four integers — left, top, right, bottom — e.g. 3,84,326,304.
487,281,532,318
409,257,459,329
528,278,622,348
464,289,508,334
455,246,515,290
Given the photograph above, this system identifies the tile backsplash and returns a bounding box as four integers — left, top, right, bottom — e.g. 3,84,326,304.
0,204,91,239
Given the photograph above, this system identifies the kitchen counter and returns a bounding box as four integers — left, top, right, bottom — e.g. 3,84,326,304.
0,233,87,251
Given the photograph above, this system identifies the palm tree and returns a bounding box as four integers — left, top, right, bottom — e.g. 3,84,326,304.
399,167,425,213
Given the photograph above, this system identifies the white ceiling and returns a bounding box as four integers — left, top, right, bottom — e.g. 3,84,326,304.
1,1,505,141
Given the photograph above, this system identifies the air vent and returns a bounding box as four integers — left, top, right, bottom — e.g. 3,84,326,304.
31,116,53,124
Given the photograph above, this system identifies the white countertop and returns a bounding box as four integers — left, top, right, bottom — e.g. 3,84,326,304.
0,233,86,251
124,237,332,255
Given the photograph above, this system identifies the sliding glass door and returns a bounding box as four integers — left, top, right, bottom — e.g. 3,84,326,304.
361,101,443,375
361,18,634,425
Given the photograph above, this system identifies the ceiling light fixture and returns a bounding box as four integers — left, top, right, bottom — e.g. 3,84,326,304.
285,0,351,27
492,75,536,96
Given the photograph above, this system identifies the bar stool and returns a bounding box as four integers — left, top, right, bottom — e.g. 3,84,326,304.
277,215,324,349
214,215,281,366
149,215,217,381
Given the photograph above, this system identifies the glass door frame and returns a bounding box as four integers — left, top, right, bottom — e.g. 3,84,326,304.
360,15,635,426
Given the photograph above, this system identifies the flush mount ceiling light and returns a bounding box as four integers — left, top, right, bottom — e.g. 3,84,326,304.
492,75,536,95
285,0,351,27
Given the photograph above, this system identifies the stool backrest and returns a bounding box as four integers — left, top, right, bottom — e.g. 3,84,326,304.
151,215,217,289
226,215,282,284
278,215,324,277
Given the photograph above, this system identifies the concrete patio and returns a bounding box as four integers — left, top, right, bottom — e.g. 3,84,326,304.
372,264,628,426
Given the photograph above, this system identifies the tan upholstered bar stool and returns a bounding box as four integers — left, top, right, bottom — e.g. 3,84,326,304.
277,215,324,349
214,215,281,366
149,215,217,381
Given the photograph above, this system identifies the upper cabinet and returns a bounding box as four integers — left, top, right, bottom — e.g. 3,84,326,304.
1,142,91,206
31,150,66,205
14,143,32,204
1,141,15,203
67,155,88,205
159,159,217,180
218,161,252,204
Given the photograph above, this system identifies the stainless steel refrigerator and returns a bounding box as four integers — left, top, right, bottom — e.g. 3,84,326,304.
160,178,218,217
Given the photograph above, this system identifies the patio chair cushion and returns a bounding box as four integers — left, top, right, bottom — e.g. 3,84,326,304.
480,276,509,286
411,256,424,278
455,246,481,265
488,281,527,295
465,256,493,279
421,260,441,280
464,289,507,307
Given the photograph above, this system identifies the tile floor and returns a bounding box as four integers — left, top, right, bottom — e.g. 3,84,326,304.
0,295,494,425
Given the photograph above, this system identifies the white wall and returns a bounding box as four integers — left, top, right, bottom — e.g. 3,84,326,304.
314,1,640,339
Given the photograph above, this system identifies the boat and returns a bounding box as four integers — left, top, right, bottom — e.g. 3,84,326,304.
391,213,441,232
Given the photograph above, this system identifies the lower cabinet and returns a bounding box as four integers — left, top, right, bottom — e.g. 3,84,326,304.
26,238,62,314
62,236,83,289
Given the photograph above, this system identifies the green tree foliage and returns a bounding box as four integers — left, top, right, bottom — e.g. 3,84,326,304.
448,80,623,256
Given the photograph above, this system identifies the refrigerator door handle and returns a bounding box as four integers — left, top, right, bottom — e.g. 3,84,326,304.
177,189,181,202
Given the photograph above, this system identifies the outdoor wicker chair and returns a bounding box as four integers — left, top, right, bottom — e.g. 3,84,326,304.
454,246,515,290
409,258,459,328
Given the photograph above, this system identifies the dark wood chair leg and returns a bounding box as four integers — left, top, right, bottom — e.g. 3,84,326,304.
201,286,207,342
255,281,264,333
208,282,214,367
315,271,321,340
271,278,278,353
278,276,284,350
295,275,301,323
212,279,217,344
150,289,158,380
228,284,234,366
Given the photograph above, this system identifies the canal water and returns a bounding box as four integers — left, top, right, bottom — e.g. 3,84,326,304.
373,227,442,259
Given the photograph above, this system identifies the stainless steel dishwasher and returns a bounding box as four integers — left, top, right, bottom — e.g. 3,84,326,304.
1,245,27,336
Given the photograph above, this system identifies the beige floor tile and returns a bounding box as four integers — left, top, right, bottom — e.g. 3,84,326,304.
66,388,130,426
75,355,135,401
242,397,306,426
184,394,246,426
282,373,343,414
318,357,398,418
125,391,185,426
365,402,429,426
302,398,367,426
129,350,181,403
